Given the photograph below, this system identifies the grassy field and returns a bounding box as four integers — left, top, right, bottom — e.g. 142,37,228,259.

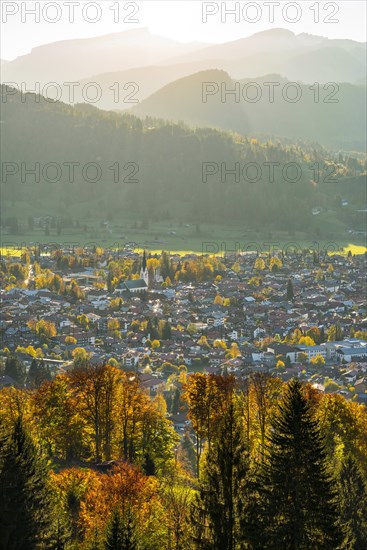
2,195,366,256
1,219,366,257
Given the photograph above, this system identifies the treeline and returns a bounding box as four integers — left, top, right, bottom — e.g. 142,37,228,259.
1,369,367,548
0,253,29,288
1,85,366,235
188,378,367,549
1,366,177,466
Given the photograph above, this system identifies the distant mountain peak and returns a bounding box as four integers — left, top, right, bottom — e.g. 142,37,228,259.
250,28,296,39
125,26,150,34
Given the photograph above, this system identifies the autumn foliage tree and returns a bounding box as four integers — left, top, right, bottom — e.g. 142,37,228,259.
0,369,366,549
182,373,235,475
27,319,57,342
69,365,128,462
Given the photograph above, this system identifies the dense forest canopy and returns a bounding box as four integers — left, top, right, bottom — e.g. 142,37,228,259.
1,371,366,549
1,86,366,238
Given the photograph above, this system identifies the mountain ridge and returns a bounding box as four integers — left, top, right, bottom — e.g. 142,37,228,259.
131,70,366,151
2,28,365,87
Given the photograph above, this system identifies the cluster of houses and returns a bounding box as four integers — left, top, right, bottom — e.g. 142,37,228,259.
1,247,366,403
267,339,367,364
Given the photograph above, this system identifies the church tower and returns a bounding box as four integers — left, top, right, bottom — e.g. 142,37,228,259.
140,250,149,285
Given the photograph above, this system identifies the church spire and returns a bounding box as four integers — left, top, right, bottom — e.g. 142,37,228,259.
140,250,148,285
142,249,147,271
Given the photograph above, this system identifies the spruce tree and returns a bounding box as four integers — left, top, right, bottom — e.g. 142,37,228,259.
245,379,347,550
146,318,158,341
286,279,294,301
27,359,50,388
46,517,70,550
162,321,172,340
27,358,39,387
142,452,156,476
339,456,367,550
191,402,248,550
0,418,52,549
4,355,25,385
105,510,123,550
105,508,138,550
171,387,181,415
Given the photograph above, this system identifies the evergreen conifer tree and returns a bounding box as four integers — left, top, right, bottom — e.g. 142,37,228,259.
4,355,25,385
27,358,51,388
245,379,347,550
105,510,123,550
171,387,181,415
0,418,52,549
143,452,156,476
286,279,294,301
339,456,367,550
162,321,172,340
105,508,138,550
191,402,248,550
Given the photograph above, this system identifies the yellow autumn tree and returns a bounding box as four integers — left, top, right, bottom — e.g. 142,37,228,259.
254,257,265,271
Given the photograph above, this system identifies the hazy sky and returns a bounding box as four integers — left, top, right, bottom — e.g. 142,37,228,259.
1,1,366,60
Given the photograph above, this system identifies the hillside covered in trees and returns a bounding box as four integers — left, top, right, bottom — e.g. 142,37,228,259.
1,86,366,239
132,70,367,151
1,371,366,549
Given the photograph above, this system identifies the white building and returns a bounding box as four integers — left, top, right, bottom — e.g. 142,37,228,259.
336,347,367,363
296,345,327,361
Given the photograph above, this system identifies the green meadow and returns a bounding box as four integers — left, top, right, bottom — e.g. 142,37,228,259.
1,217,366,257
